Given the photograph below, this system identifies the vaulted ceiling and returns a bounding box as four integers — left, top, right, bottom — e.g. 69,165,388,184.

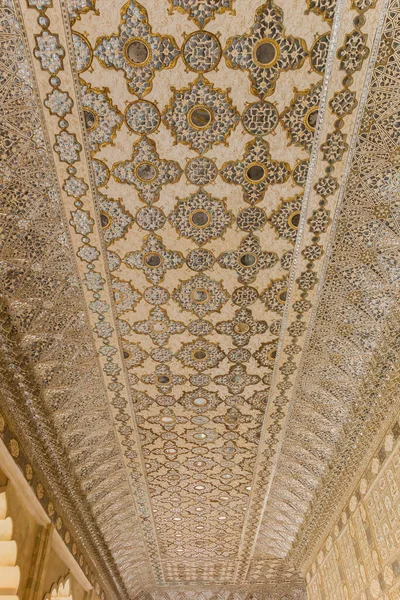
1,0,400,598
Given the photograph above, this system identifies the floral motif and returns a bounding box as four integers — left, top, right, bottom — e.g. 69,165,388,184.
125,100,160,135
54,131,82,163
112,137,182,205
216,308,268,347
123,233,184,284
213,364,260,394
94,1,179,96
182,31,221,73
81,84,123,153
173,274,229,317
169,189,233,246
242,101,279,136
281,81,322,153
34,31,65,74
329,88,357,117
162,76,240,154
176,339,225,372
66,0,96,23
98,195,134,246
261,276,288,314
220,138,290,205
63,176,88,198
69,209,94,235
169,0,234,28
224,1,308,98
269,194,303,244
337,29,369,73
185,157,218,185
321,130,348,164
44,89,73,117
132,306,185,346
217,234,278,284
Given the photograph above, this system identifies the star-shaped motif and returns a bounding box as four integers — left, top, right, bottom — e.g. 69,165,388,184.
172,273,229,318
224,0,308,98
217,234,278,284
162,76,240,154
141,364,187,393
281,82,322,153
132,306,186,346
216,307,268,347
176,338,225,372
169,189,233,246
112,137,182,205
214,364,260,394
94,1,180,96
220,138,291,205
123,233,184,284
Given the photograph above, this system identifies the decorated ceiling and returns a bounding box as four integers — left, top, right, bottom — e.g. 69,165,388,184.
1,0,400,597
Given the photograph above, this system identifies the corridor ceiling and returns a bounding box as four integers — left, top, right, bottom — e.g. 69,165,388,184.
1,0,400,598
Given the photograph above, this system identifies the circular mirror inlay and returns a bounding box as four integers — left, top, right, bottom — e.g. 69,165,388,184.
233,322,250,334
230,374,244,384
277,288,288,304
144,252,163,268
161,416,175,424
268,348,277,360
245,162,267,183
288,211,301,229
191,288,210,304
156,375,171,385
124,39,151,66
254,38,280,67
193,433,207,440
193,397,208,407
83,109,97,132
193,350,208,360
239,253,257,267
100,213,111,228
188,105,213,129
135,161,157,182
190,210,211,228
305,107,319,131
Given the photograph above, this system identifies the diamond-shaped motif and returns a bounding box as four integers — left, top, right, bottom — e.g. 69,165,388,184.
162,76,240,154
220,138,291,205
224,0,308,98
132,306,186,346
169,189,233,246
94,0,180,96
217,234,278,284
123,233,184,284
141,364,187,393
112,137,182,205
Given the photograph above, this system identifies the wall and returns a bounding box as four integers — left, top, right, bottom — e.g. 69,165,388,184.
306,420,400,600
0,440,92,600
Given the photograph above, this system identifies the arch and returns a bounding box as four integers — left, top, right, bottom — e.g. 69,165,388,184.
0,469,20,600
43,575,72,600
